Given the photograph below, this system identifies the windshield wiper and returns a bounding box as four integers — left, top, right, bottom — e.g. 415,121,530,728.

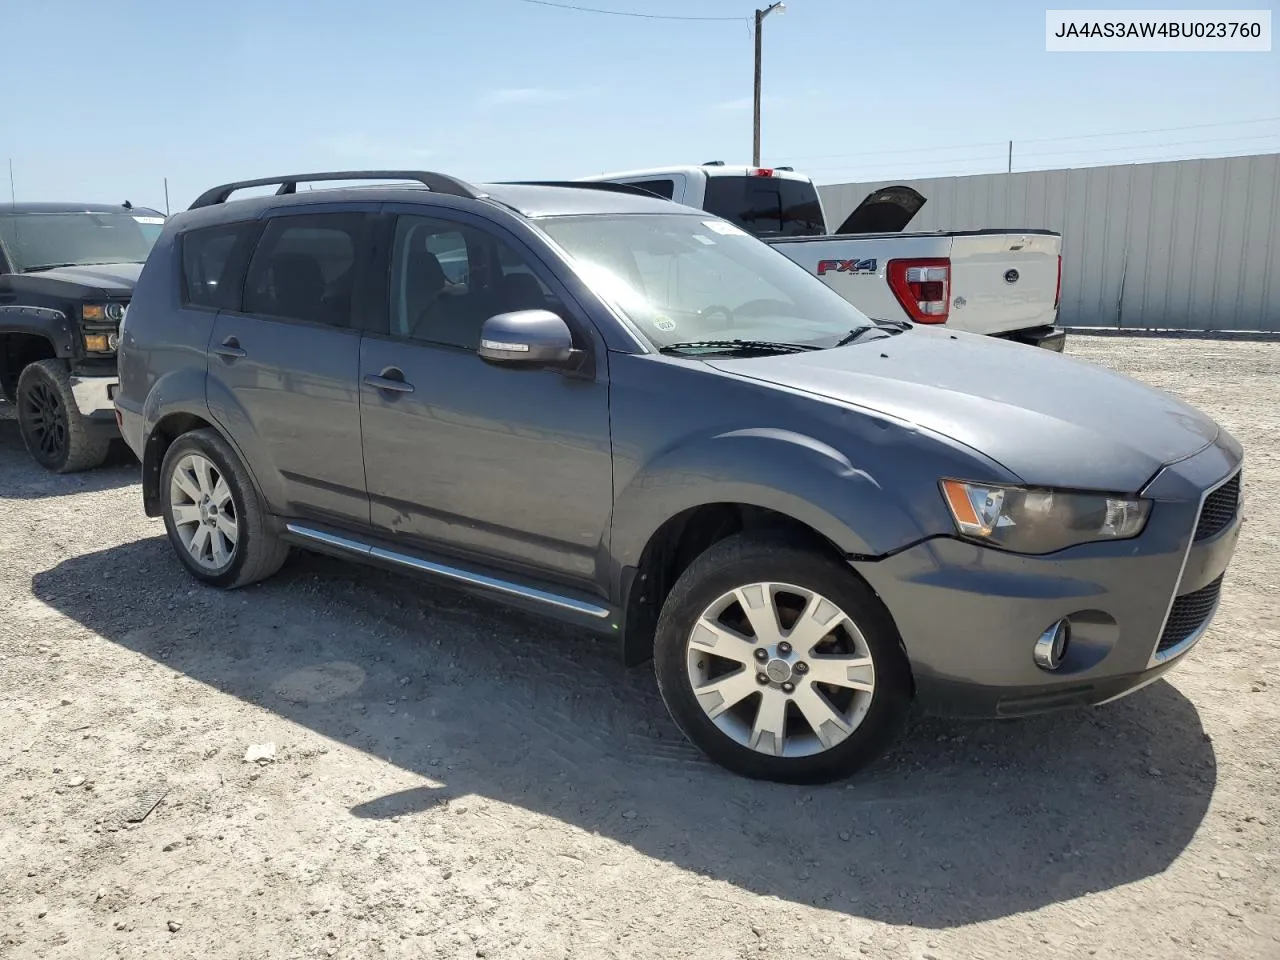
832,317,912,347
22,262,80,273
659,339,819,356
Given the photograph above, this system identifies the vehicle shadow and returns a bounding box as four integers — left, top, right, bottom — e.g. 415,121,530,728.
32,537,1218,928
0,403,137,498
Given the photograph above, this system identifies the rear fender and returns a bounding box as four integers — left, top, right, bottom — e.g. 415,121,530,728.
141,368,277,517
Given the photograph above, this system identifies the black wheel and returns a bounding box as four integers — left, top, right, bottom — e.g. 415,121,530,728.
159,428,289,589
16,360,111,473
653,533,913,784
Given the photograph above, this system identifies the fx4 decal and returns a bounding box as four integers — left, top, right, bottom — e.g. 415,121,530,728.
816,258,877,277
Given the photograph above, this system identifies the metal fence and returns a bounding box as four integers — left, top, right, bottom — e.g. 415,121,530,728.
817,153,1280,332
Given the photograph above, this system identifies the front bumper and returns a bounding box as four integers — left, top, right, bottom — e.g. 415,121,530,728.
852,435,1242,718
68,374,119,422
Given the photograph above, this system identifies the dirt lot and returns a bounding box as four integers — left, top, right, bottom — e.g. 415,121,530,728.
1,333,1277,960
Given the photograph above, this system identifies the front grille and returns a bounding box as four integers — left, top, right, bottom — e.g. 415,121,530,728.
1195,472,1241,541
1157,574,1224,653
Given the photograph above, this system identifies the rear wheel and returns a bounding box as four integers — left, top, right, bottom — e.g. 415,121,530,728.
16,360,111,473
653,534,912,783
159,429,289,589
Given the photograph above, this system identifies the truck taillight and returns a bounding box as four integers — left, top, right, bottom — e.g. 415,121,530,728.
887,258,950,324
1054,254,1062,309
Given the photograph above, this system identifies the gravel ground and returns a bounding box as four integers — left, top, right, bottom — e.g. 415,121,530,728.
1,333,1277,960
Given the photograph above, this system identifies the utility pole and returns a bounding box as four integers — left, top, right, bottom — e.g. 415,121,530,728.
164,177,170,216
752,3,785,167
8,159,14,205
1007,140,1013,173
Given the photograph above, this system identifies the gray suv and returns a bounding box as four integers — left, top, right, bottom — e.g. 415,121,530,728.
115,170,1243,783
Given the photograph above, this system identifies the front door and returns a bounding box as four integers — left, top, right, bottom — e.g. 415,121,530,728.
358,212,613,587
205,210,371,526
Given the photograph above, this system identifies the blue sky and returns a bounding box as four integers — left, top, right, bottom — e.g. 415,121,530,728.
3,0,1277,212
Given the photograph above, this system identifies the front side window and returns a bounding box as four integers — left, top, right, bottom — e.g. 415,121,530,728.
537,213,868,349
242,214,366,327
388,216,563,349
0,211,162,272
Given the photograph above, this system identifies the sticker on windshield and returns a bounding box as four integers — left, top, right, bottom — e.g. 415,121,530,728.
702,220,746,237
653,316,677,332
692,235,715,246
133,216,165,224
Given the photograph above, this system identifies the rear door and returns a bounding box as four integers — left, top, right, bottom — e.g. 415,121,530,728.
948,232,1061,336
205,208,372,526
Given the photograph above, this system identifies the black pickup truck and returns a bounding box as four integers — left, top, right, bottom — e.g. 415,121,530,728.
0,202,164,471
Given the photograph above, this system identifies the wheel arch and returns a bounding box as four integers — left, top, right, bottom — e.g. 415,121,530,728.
142,407,268,519
0,331,60,399
620,501,881,668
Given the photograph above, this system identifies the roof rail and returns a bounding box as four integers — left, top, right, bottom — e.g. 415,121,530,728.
188,170,483,210
774,166,794,171
501,180,669,199
702,160,726,166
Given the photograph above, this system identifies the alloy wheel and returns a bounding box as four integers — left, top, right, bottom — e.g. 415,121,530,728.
22,381,68,461
685,582,876,758
169,454,239,570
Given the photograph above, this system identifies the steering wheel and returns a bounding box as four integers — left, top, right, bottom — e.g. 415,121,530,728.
697,304,735,325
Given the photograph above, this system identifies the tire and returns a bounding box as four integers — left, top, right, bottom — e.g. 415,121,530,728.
159,428,289,589
653,533,912,784
16,360,112,473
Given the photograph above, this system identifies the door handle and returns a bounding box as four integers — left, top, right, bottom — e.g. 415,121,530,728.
213,336,247,360
363,369,414,394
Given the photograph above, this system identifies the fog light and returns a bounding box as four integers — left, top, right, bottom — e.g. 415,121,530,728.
1034,618,1071,671
83,333,109,352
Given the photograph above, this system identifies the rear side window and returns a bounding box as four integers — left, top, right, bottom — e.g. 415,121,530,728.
628,179,675,200
702,176,826,237
243,213,367,327
181,223,255,310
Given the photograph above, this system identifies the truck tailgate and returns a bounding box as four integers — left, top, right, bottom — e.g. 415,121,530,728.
948,232,1060,336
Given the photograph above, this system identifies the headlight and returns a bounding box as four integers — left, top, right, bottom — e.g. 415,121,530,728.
105,302,126,322
939,479,1150,554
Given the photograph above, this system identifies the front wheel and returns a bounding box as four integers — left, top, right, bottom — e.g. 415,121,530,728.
16,360,112,473
653,534,912,783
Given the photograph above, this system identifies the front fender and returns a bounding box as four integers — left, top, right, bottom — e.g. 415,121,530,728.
609,426,926,574
0,306,77,357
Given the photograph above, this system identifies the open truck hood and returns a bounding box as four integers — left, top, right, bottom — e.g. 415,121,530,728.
707,328,1219,492
833,185,927,234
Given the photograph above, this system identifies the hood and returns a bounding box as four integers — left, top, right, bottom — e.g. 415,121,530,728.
707,329,1219,493
834,185,927,235
23,262,143,293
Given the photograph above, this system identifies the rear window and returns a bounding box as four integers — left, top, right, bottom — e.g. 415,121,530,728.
181,222,255,310
627,179,676,200
701,176,825,237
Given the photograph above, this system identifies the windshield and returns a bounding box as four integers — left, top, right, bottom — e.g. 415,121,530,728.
537,213,871,349
0,211,163,272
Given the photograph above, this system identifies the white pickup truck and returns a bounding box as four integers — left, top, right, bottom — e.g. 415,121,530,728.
578,163,1065,351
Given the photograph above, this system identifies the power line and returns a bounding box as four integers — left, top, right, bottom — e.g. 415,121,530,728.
1018,114,1280,145
1015,131,1280,160
784,115,1280,164
811,142,1280,184
514,0,744,20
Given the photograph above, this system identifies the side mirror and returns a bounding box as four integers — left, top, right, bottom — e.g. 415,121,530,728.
477,310,576,366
